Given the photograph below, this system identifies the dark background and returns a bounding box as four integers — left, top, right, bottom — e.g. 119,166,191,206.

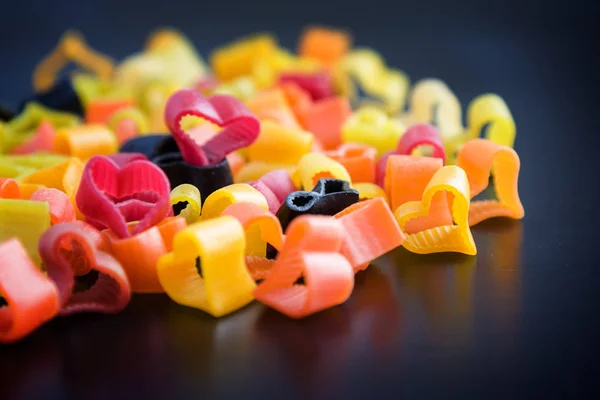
1,0,600,398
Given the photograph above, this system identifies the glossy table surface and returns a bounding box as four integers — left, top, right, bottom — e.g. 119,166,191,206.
0,0,598,398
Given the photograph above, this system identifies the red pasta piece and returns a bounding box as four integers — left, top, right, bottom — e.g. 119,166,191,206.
38,222,131,315
279,70,333,101
254,169,298,204
253,216,354,318
0,238,60,343
164,89,260,166
76,155,171,239
248,180,281,214
396,124,446,164
30,188,76,224
247,169,298,213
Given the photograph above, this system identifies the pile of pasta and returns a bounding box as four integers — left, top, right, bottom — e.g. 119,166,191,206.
0,27,523,343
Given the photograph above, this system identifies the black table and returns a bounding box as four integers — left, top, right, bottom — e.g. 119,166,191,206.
1,0,598,398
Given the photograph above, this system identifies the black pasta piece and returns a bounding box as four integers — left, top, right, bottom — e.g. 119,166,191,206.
151,135,181,158
268,178,359,259
124,134,233,210
18,78,84,116
119,134,174,159
151,152,234,208
275,178,359,237
0,104,15,122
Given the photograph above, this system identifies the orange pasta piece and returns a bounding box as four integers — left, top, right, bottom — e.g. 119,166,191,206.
394,166,476,255
384,155,452,234
298,97,351,150
324,143,377,183
334,197,405,272
246,88,302,129
21,157,84,218
54,125,118,159
456,138,524,226
18,183,44,199
101,217,186,293
85,99,135,124
0,178,20,199
298,26,351,65
253,216,354,318
245,256,276,281
157,216,189,252
0,239,60,343
278,82,313,119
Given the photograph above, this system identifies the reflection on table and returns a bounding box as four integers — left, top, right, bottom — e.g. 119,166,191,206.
0,218,524,398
